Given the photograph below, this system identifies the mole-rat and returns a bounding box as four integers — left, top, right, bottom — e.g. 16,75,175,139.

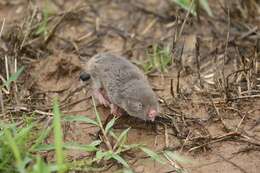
80,53,160,121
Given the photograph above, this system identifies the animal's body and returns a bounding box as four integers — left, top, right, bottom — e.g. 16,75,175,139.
80,53,159,121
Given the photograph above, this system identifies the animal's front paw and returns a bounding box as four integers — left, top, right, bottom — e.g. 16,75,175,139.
110,104,123,116
93,90,110,107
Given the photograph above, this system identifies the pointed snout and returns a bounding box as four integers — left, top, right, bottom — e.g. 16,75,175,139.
148,109,157,121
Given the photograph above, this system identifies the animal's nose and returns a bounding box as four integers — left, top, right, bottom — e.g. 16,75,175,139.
79,72,91,81
148,109,157,121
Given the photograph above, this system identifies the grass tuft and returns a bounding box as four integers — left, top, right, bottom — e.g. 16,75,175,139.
142,44,172,74
172,0,213,17
52,97,66,173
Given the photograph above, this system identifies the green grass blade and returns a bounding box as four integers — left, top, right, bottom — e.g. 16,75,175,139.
140,147,165,164
63,115,98,126
52,97,65,173
33,144,55,152
123,169,134,173
4,66,25,89
4,129,22,164
104,116,117,134
111,154,130,168
63,143,97,152
34,141,101,152
35,0,49,38
95,150,106,161
91,97,102,127
15,123,34,144
18,157,31,173
173,0,196,16
89,140,102,146
117,127,130,145
30,126,52,151
199,0,213,17
109,131,118,140
114,127,130,153
32,156,51,173
163,150,192,164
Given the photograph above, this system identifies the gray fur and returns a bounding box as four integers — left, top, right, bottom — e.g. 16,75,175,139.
83,53,159,121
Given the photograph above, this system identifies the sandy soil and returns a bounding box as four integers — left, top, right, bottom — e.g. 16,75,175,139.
1,0,260,172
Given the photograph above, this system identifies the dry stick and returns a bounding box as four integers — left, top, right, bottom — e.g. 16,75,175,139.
176,45,184,95
59,97,91,110
238,138,260,147
130,2,172,21
178,0,194,39
4,105,92,118
216,154,248,173
0,89,4,114
75,32,93,42
173,6,189,95
0,19,5,114
13,57,20,108
0,18,5,37
170,79,175,98
4,55,9,83
44,12,67,45
229,94,260,101
223,7,230,101
6,106,54,116
164,124,169,148
141,18,157,35
188,131,240,152
195,36,202,88
235,113,247,132
91,97,113,151
171,11,179,56
180,129,191,153
60,83,89,103
20,5,37,49
233,146,260,155
39,96,90,112
159,97,199,121
210,97,230,131
171,13,179,96
195,0,201,23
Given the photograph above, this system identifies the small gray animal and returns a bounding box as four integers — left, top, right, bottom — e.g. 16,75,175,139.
80,53,159,121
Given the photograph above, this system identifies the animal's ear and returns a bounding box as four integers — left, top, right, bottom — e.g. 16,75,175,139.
127,101,142,111
79,72,91,81
134,102,143,111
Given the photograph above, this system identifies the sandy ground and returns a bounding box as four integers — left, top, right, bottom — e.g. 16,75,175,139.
1,0,260,172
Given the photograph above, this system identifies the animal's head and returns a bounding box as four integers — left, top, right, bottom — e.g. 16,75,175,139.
124,85,160,121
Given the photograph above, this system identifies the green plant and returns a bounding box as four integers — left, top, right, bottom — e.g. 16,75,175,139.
0,66,183,172
0,96,189,172
172,0,213,17
0,121,35,173
0,101,61,173
1,66,25,90
142,44,172,73
35,0,50,39
63,97,166,171
52,97,66,173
